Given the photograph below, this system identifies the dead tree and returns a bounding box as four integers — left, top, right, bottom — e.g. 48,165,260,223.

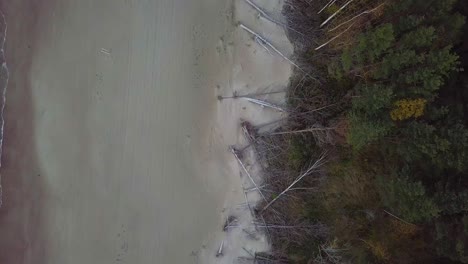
231,146,268,202
320,0,355,28
244,0,305,36
262,153,327,212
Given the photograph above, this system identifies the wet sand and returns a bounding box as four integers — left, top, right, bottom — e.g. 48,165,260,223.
0,0,47,263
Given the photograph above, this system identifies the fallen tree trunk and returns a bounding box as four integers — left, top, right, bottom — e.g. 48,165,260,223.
239,24,302,71
244,0,305,36
231,146,267,202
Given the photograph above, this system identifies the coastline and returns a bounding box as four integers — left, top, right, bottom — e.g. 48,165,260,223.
0,0,49,263
0,0,294,263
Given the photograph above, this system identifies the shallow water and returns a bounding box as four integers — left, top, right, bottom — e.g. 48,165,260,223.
0,11,9,193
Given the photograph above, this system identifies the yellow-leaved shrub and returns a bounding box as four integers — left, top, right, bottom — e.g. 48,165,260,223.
390,98,427,121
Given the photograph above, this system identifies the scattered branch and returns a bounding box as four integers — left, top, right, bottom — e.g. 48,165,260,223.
216,240,224,257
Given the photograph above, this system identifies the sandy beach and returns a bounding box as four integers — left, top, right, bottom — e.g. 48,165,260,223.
0,0,292,263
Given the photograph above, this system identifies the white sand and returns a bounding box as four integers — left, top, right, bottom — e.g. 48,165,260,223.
198,0,293,263
1,0,292,263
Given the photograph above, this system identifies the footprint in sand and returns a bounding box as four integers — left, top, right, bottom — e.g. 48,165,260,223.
115,224,129,263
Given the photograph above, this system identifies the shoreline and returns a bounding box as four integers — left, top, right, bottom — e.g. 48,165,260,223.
0,0,51,263
0,0,294,263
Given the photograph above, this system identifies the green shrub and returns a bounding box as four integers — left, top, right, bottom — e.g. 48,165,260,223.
376,173,440,223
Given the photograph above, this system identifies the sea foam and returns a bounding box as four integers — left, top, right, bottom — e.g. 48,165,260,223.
0,11,9,208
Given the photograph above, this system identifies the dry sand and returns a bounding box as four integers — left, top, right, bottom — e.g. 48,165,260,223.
198,0,293,262
0,0,292,263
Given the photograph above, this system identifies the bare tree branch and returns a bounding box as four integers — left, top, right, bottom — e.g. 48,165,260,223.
243,97,287,112
328,2,386,32
318,0,337,14
262,153,327,211
269,126,336,136
383,209,417,227
320,0,354,28
316,21,356,50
